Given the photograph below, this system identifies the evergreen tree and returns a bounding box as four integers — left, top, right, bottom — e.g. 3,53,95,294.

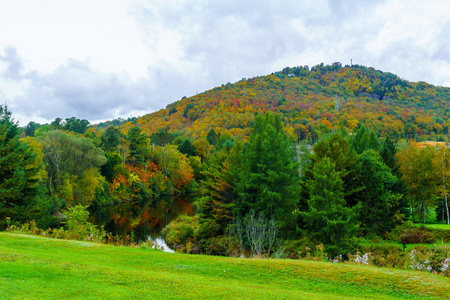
379,137,409,220
206,129,219,146
178,139,197,157
0,105,39,227
356,150,403,236
24,121,38,137
351,125,379,154
101,127,120,151
301,131,361,210
126,127,148,165
300,157,359,257
197,144,241,231
150,129,176,146
235,113,299,230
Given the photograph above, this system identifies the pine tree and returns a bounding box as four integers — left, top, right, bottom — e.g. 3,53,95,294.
301,131,361,210
300,157,359,257
126,127,149,165
379,137,409,221
351,125,379,154
356,150,403,235
197,144,241,231
101,127,120,151
0,105,39,227
235,113,300,230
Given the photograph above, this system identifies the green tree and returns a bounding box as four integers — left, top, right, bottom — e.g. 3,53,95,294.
299,157,359,257
301,131,361,210
197,143,241,231
206,129,219,146
432,146,450,224
0,105,39,227
397,143,436,223
41,130,107,199
235,113,300,230
178,138,197,157
379,137,409,221
356,150,403,236
63,117,90,134
24,121,38,137
126,127,148,165
101,127,120,152
351,125,379,154
150,129,176,146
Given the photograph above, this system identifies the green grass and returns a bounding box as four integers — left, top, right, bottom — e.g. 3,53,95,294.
417,223,450,230
1,232,449,299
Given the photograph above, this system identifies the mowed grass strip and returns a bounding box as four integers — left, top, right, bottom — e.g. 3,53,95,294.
0,232,449,299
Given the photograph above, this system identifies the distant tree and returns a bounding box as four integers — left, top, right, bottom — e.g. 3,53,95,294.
178,139,197,157
24,121,38,137
351,125,379,154
64,117,90,134
101,127,120,152
50,117,64,130
40,130,106,196
34,124,52,137
150,130,176,146
194,138,211,162
126,127,149,165
206,129,219,146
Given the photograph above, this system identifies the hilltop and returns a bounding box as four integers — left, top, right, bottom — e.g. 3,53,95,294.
93,63,450,142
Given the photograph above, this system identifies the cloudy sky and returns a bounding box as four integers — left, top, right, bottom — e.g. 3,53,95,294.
0,0,449,126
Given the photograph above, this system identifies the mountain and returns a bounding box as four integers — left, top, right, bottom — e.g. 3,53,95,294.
93,63,450,142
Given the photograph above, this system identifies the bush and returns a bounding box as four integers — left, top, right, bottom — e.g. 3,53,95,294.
194,219,220,240
205,236,240,256
399,228,435,244
359,243,407,269
162,215,199,246
62,205,106,242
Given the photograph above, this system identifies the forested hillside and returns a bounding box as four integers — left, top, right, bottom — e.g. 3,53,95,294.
94,63,450,143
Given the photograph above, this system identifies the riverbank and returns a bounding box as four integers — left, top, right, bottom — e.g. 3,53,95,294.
1,232,449,299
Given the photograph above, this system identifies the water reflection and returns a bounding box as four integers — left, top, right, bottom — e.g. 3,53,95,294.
92,194,194,243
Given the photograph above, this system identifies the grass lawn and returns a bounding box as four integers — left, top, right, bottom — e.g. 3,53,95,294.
1,232,449,299
417,223,450,230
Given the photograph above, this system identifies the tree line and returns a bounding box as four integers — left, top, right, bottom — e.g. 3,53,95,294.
1,105,450,258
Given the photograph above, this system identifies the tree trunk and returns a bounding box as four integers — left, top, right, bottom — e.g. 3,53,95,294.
423,202,426,224
445,194,449,225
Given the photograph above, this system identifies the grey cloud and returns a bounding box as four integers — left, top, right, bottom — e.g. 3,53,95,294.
0,47,24,80
1,48,157,123
432,20,450,63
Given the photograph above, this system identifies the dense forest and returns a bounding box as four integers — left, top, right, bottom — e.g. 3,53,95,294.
93,63,450,143
1,63,450,262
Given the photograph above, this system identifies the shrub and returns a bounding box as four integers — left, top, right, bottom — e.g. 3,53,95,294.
399,228,435,244
62,205,105,242
205,236,240,256
162,215,199,246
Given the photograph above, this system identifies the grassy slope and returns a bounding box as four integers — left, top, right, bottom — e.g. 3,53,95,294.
0,233,449,300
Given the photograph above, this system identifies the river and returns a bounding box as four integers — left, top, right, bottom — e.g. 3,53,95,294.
91,194,194,249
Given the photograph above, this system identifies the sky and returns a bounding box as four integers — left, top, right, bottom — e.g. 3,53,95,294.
0,0,449,126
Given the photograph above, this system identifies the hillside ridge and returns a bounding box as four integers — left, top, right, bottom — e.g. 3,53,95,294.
94,63,450,142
